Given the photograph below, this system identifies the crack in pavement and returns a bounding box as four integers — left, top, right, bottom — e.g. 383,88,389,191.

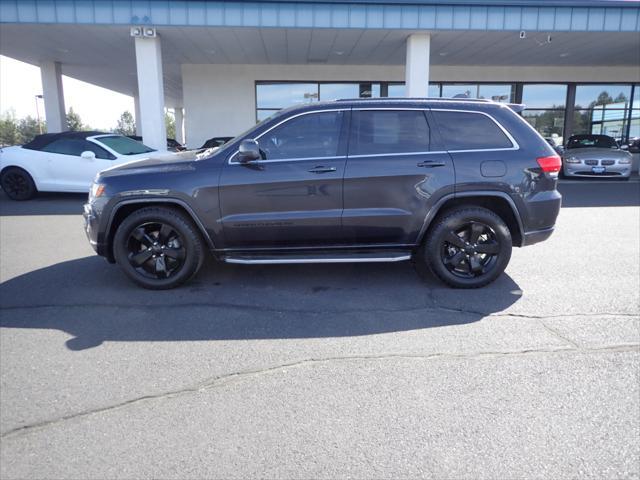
1,302,638,320
2,343,638,441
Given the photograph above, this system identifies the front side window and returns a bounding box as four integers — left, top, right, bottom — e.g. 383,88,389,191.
349,110,430,156
433,111,513,151
97,135,155,155
258,111,344,160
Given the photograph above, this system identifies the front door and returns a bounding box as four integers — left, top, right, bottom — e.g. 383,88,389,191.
342,108,455,245
41,137,114,191
219,109,349,249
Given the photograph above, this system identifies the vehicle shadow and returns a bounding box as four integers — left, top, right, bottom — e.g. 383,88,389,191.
558,181,640,208
0,257,523,350
0,190,86,216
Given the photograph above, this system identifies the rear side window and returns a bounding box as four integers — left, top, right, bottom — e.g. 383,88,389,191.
42,138,114,160
432,111,513,151
349,110,430,156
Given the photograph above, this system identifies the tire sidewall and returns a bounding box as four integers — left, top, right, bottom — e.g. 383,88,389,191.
113,208,203,289
424,207,512,288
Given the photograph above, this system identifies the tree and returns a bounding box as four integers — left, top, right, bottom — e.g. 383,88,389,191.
66,107,84,131
17,116,45,144
115,111,136,136
165,111,175,139
0,110,19,146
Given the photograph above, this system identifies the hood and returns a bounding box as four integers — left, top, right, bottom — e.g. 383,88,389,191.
99,150,199,178
564,148,631,159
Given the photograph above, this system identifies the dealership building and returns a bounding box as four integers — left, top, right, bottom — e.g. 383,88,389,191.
1,0,639,154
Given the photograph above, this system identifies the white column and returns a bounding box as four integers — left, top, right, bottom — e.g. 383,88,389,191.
134,35,165,150
40,61,67,132
133,93,142,135
174,108,184,145
405,34,431,98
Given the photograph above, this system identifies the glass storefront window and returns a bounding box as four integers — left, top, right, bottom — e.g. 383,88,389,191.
575,85,632,109
522,84,567,108
256,83,318,109
319,83,360,101
523,110,565,140
387,84,405,97
442,84,477,99
478,84,514,103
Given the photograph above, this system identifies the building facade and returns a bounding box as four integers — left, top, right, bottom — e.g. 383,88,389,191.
1,0,639,153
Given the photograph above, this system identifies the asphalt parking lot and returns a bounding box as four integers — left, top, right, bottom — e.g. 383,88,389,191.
1,181,639,479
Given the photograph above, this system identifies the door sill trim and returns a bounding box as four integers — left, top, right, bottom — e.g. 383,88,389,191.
223,255,411,265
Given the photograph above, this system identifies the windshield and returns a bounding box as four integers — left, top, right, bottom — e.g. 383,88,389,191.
566,135,618,150
96,135,155,155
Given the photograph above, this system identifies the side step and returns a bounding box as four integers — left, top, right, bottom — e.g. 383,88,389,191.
222,250,412,265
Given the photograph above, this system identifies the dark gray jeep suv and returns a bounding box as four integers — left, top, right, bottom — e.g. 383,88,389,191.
83,98,561,289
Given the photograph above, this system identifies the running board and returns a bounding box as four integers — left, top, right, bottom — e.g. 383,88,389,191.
222,251,412,265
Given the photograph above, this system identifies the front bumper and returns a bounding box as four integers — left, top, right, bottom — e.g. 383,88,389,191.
83,203,109,257
563,164,631,178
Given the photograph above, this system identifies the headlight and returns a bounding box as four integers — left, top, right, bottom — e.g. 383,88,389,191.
565,156,580,164
619,157,632,164
89,182,105,200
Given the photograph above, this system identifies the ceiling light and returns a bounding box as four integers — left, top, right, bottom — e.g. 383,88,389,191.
559,52,570,57
439,52,448,56
334,51,344,55
130,27,142,37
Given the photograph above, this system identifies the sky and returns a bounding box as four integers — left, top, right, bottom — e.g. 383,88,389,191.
0,55,134,131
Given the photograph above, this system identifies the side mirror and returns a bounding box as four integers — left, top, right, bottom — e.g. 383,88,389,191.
81,150,96,161
238,139,261,162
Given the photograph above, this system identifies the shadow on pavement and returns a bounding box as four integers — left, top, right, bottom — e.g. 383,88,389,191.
0,190,86,216
558,181,640,208
0,256,522,350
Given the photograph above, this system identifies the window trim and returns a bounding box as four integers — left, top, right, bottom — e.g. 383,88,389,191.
431,108,520,153
229,108,349,165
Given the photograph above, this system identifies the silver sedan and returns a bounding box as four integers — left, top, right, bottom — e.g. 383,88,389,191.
562,134,633,179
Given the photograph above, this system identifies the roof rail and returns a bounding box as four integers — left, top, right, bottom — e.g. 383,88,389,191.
335,97,493,103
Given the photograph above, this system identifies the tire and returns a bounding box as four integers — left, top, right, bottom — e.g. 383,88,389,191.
1,167,37,200
113,207,205,289
418,206,512,289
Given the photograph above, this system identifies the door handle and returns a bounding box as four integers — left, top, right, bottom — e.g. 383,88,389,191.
417,160,446,168
308,166,337,174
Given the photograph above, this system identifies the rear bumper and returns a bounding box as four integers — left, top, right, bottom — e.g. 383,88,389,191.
522,226,555,246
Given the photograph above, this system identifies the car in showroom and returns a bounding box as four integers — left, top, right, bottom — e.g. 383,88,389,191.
83,98,562,290
0,131,170,200
561,134,633,179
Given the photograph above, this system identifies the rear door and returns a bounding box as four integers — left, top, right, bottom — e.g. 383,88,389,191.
343,108,455,245
218,109,349,249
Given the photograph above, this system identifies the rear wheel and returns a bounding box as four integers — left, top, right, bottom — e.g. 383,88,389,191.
113,207,205,289
1,167,37,200
419,206,512,288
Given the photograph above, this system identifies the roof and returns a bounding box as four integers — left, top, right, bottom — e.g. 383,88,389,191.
22,131,110,150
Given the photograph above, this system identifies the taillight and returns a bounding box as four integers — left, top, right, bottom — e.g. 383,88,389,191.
536,155,562,173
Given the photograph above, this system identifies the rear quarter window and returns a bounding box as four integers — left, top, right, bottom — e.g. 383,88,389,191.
432,111,513,151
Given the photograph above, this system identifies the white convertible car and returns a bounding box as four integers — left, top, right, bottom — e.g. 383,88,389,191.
0,131,169,200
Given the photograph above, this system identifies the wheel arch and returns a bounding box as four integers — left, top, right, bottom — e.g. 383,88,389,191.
418,192,524,247
105,198,215,262
0,164,39,189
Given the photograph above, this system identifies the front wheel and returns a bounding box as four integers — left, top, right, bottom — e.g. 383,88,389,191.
419,206,512,288
113,207,205,289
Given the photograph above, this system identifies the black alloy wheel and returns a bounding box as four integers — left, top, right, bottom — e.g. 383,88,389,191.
126,222,187,280
421,206,512,288
1,167,37,200
113,207,204,289
440,221,500,279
